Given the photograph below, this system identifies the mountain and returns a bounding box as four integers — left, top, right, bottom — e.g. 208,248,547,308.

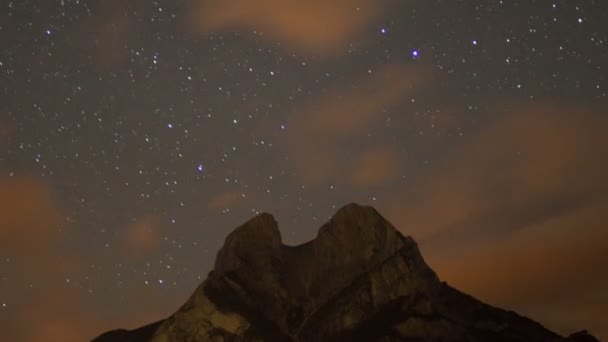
93,203,599,342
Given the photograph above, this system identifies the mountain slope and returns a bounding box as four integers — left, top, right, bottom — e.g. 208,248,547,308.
94,203,599,342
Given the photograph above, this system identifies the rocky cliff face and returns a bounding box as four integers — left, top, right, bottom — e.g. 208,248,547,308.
94,203,599,342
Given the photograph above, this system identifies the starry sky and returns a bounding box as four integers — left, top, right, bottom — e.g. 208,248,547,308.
1,0,607,340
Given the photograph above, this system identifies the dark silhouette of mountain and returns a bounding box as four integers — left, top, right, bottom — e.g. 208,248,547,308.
93,203,599,342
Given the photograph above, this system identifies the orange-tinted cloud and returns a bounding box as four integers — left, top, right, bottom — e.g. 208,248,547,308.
0,177,62,252
67,0,150,68
0,178,179,341
14,294,104,342
189,0,393,56
348,146,400,187
122,215,163,254
429,200,608,338
0,177,96,341
208,190,247,210
284,63,428,185
378,104,608,339
386,105,608,240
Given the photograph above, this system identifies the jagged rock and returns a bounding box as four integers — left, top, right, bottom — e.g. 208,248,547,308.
94,203,600,342
568,331,601,342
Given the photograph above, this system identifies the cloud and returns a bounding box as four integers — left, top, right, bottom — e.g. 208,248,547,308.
122,215,163,255
430,200,608,338
0,177,95,341
188,0,393,56
14,297,103,342
208,191,247,210
348,146,400,187
0,177,62,252
378,104,608,338
386,105,608,241
283,63,427,185
0,178,180,341
64,0,151,68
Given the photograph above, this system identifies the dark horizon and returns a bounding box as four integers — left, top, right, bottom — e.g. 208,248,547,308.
1,1,607,341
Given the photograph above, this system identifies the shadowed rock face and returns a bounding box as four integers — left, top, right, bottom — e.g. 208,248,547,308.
93,203,599,342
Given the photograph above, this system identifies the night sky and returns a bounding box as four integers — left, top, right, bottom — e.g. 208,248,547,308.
1,0,607,340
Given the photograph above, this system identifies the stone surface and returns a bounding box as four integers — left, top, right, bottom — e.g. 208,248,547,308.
93,203,600,342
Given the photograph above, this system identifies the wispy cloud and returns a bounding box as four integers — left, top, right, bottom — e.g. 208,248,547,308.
188,0,393,57
282,63,428,185
378,104,608,337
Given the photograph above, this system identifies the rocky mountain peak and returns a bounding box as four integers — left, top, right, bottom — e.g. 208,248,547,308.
213,212,282,277
316,202,410,263
93,204,600,342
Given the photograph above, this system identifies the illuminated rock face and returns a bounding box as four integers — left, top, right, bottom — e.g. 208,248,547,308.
94,203,599,342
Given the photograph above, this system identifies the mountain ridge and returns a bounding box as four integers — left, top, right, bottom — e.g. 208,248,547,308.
94,203,599,342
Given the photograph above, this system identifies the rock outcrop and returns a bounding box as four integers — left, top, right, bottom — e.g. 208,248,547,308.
94,203,599,342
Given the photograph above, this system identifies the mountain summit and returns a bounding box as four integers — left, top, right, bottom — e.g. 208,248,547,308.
94,203,599,342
